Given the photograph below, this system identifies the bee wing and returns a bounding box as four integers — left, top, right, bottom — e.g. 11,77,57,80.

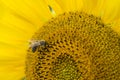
28,40,39,47
39,40,46,46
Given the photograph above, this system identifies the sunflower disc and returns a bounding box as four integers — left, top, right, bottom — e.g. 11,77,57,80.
26,12,120,80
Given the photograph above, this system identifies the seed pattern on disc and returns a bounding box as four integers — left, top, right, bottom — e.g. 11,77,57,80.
26,12,120,80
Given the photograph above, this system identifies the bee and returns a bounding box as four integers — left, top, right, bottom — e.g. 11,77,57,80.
29,40,46,53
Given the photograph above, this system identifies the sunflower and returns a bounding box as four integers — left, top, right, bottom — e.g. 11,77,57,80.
0,0,120,80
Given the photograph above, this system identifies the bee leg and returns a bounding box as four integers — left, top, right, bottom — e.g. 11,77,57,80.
32,46,38,53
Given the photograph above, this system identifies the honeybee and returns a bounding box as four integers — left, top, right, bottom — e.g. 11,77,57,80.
29,40,46,53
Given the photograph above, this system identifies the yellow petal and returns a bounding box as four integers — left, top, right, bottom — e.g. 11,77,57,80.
56,0,83,12
0,46,25,80
1,0,52,23
99,0,120,35
81,0,105,16
100,0,120,23
110,19,120,35
0,63,25,80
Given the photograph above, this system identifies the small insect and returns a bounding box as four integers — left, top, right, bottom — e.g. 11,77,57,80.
29,40,46,53
48,5,56,16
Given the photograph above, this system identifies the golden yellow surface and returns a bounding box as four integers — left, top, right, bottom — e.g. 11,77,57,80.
26,12,120,80
0,0,120,80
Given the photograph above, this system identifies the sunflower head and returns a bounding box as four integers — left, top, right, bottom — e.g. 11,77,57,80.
1,0,120,80
26,12,120,80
